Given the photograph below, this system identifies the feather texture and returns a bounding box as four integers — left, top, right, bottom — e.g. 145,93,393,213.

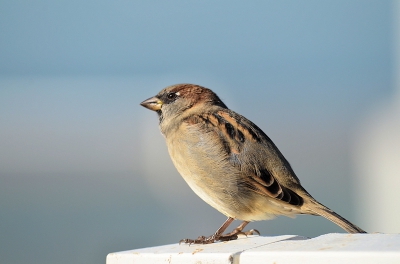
141,83,366,238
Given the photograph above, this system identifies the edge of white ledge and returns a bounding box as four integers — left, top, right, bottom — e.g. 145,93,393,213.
106,233,400,264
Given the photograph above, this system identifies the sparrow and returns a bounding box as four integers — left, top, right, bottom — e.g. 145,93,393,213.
140,83,366,244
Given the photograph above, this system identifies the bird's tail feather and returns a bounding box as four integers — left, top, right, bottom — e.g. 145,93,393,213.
306,199,366,233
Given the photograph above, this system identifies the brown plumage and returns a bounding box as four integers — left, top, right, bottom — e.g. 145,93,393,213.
140,83,366,244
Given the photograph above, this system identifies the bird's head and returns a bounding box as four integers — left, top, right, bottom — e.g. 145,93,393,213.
140,84,227,124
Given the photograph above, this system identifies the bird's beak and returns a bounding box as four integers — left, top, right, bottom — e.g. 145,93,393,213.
140,96,163,111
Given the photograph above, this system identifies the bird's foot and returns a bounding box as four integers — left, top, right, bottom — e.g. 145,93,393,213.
179,235,219,245
179,229,261,245
219,228,260,241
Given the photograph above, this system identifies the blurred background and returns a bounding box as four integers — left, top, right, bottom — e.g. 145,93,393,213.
1,1,399,264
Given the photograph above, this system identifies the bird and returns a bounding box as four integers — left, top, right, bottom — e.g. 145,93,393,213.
140,83,366,244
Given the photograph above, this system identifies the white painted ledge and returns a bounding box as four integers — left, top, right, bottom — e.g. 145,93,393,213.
106,233,400,264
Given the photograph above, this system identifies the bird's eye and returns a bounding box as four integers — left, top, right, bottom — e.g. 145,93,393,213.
167,92,177,100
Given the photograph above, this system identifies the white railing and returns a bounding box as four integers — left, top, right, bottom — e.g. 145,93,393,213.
107,233,399,264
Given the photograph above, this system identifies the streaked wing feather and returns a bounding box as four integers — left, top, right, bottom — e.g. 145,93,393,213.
184,109,303,207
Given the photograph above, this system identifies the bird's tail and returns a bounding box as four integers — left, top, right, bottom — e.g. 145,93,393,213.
305,199,366,233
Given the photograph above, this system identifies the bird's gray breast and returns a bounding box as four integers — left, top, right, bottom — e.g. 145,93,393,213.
165,122,241,215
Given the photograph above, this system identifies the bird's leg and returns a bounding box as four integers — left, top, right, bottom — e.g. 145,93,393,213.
219,221,260,241
179,217,235,244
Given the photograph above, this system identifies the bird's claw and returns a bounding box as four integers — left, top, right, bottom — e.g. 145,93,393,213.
219,228,260,241
243,228,260,236
179,235,218,245
179,229,260,245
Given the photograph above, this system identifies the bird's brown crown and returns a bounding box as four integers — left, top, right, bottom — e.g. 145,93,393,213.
160,84,227,109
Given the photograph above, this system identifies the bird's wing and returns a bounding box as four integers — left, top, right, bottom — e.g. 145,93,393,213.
185,108,304,207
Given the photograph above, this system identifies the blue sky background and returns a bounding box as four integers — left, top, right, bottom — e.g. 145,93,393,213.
0,1,395,264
